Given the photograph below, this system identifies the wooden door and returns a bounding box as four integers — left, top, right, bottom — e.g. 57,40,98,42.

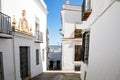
20,47,29,79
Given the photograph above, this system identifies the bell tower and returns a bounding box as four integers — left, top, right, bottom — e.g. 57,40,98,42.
66,0,70,4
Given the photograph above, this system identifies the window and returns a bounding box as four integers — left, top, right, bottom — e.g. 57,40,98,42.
74,29,82,38
35,17,43,43
35,19,39,40
81,31,90,64
75,65,81,71
75,45,82,61
42,49,44,61
36,49,39,65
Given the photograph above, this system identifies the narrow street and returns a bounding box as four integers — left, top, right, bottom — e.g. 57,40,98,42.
31,72,81,80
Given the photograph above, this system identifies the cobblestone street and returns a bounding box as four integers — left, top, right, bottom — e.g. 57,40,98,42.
31,72,81,80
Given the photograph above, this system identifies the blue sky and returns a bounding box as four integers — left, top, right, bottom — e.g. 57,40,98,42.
44,0,83,45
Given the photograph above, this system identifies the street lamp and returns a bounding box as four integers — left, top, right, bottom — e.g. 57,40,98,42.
59,29,64,36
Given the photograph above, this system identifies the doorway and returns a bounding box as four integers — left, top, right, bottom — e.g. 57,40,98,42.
19,47,30,79
0,52,4,80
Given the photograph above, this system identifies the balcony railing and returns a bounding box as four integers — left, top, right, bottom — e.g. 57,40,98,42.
35,30,43,43
74,29,82,38
82,0,92,21
0,12,12,38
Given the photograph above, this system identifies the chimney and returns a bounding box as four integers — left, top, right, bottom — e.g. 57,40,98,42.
66,0,70,4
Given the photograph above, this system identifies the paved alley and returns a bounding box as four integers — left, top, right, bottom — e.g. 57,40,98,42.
31,72,81,80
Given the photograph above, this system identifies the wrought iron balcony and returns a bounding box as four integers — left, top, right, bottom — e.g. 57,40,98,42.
82,0,92,21
0,12,12,38
35,30,43,43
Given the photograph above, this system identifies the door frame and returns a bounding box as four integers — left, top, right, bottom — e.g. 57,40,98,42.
19,46,31,79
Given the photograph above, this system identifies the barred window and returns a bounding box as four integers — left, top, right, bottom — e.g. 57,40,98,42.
36,49,39,65
75,45,82,61
74,29,82,38
81,31,90,64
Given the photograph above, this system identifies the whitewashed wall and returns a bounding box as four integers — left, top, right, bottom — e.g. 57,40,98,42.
1,0,47,36
62,41,81,71
41,22,47,72
61,4,82,71
0,0,1,11
61,5,81,38
1,0,47,72
62,41,74,71
81,0,120,80
0,39,15,80
0,0,47,79
64,23,75,38
13,33,43,80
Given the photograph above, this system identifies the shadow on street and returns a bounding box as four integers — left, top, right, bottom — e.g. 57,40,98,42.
31,72,81,80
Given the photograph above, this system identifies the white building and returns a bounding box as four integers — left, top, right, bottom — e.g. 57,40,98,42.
80,0,120,80
0,0,48,80
61,0,82,72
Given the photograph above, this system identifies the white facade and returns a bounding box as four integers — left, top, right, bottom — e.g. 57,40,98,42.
61,2,82,72
13,32,44,80
81,0,120,80
0,0,48,80
0,39,15,80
